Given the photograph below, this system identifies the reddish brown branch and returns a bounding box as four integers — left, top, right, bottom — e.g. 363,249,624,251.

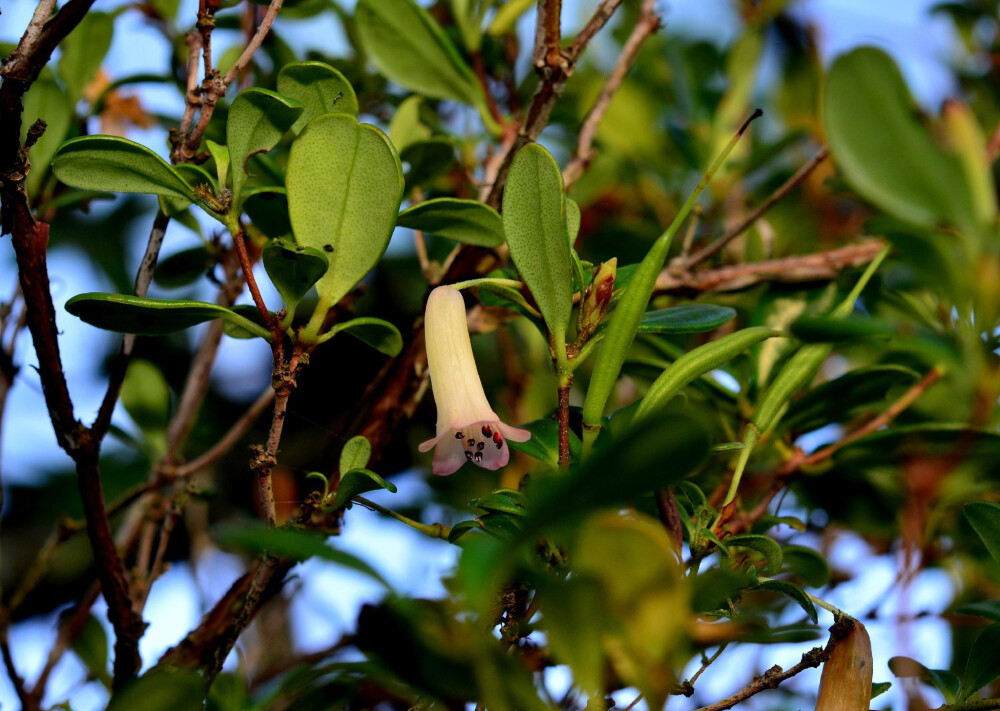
567,0,625,60
557,377,571,468
655,240,886,295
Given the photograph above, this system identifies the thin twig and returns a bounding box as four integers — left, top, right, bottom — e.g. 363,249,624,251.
252,345,304,527
173,387,276,478
563,0,660,190
222,0,282,86
354,496,452,540
688,644,728,688
730,367,942,537
691,619,856,711
567,0,625,60
800,367,943,467
681,146,829,269
92,209,171,440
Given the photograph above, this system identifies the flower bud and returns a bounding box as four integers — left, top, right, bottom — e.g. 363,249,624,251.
815,619,873,711
580,258,617,335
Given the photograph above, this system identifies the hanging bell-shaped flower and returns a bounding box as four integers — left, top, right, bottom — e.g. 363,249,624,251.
418,285,530,476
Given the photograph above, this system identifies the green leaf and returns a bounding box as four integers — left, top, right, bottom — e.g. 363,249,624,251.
355,0,492,128
206,139,230,189
286,113,403,310
824,47,976,232
65,292,271,339
242,187,291,239
726,534,783,575
70,614,110,688
753,579,817,623
107,669,205,711
277,61,358,135
401,138,456,188
506,416,581,467
215,523,392,588
262,238,329,310
120,359,171,433
565,197,581,246
448,0,484,52
889,657,961,703
226,88,304,203
319,317,403,356
790,314,896,342
781,545,831,588
397,198,504,248
52,136,196,201
329,468,398,510
634,327,781,422
871,682,892,700
955,601,1000,622
960,623,1000,700
469,490,527,517
502,143,574,352
339,435,372,473
964,500,1000,563
389,96,432,152
221,304,273,339
638,304,737,334
58,11,114,103
522,414,711,537
22,77,72,196
153,246,215,289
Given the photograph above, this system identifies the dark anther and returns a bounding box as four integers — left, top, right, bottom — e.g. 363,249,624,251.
495,441,502,449
474,452,483,463
464,451,473,460
467,438,475,447
455,431,464,439
482,425,492,437
492,430,502,444
477,441,485,451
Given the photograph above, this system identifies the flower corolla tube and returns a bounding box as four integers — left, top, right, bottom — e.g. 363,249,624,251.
418,285,530,475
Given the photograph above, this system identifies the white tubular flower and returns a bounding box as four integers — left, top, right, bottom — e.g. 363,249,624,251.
418,285,530,476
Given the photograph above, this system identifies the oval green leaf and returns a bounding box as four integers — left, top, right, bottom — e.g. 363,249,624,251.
22,77,72,197
65,292,270,339
319,316,403,356
356,0,489,120
227,87,304,203
329,468,398,510
52,136,196,201
242,187,291,239
502,143,574,352
154,246,215,289
824,47,975,232
397,198,504,248
262,238,329,310
286,113,403,308
964,500,1000,564
277,61,359,134
340,435,372,473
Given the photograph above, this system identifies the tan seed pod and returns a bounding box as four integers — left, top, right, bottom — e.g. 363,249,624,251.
815,619,873,711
